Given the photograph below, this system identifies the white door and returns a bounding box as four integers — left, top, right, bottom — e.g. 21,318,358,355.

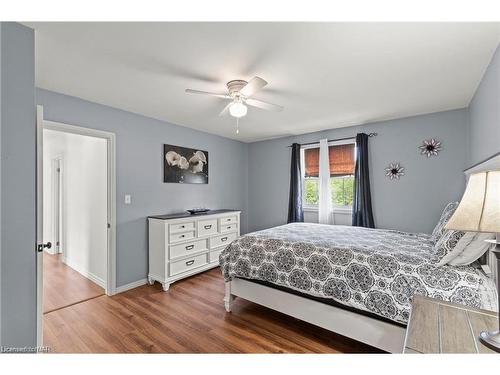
36,105,51,346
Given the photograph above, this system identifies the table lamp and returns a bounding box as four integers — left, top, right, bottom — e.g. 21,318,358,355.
445,170,500,352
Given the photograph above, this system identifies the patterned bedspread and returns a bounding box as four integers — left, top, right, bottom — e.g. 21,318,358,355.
219,223,488,324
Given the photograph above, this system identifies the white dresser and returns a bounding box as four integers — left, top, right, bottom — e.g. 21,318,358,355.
148,210,241,291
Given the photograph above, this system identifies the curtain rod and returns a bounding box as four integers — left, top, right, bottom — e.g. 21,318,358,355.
287,132,378,148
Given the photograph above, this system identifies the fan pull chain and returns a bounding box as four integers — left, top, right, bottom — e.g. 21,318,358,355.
236,118,240,134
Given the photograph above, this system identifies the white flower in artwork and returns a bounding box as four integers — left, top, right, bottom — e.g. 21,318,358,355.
191,161,204,173
177,156,189,170
385,162,405,180
165,151,181,166
166,151,190,170
419,138,442,157
189,150,207,173
192,150,207,163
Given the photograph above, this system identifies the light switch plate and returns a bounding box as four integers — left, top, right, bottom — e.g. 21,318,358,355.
125,194,131,205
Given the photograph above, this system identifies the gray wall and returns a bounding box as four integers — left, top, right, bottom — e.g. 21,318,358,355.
36,88,249,287
468,44,499,165
248,109,469,234
0,23,36,347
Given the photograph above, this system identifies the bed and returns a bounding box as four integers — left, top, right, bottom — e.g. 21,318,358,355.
219,156,499,353
220,223,495,352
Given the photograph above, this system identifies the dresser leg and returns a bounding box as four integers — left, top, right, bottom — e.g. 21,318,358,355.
162,282,170,292
224,281,234,312
147,276,154,285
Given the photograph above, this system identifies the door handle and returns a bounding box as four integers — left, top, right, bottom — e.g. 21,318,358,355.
37,242,52,252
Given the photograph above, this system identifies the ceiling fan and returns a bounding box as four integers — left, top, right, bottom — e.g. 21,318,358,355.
185,76,284,119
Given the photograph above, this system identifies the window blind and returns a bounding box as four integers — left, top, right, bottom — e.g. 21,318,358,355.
304,143,355,177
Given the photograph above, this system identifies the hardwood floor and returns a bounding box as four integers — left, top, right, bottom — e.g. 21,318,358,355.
43,268,382,353
43,252,105,313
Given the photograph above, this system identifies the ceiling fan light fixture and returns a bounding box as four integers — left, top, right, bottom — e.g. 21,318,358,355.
186,76,283,119
229,101,247,118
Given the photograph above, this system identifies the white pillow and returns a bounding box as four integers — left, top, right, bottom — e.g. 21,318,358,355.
433,230,468,265
448,232,495,266
430,202,459,244
435,232,474,266
436,232,495,266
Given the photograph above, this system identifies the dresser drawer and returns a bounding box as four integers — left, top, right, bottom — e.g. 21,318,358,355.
219,215,237,226
220,222,238,233
169,231,195,243
210,232,237,249
169,254,207,276
169,221,195,234
209,247,224,263
197,219,218,237
169,239,207,260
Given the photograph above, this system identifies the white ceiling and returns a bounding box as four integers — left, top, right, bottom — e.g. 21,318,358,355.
27,22,499,142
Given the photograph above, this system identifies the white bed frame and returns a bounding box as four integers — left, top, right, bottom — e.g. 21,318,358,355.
224,152,500,354
224,278,406,353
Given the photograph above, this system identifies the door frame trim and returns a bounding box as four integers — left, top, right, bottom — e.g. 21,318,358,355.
42,119,117,296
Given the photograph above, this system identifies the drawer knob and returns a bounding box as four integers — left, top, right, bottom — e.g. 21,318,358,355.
185,260,195,266
185,245,194,250
180,225,185,228
180,234,185,238
204,225,212,229
221,237,228,242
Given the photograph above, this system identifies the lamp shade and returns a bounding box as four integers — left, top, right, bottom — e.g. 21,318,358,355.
445,171,500,233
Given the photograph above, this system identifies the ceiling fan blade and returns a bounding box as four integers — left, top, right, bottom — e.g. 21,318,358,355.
239,76,267,97
219,102,232,116
246,98,284,112
185,89,230,99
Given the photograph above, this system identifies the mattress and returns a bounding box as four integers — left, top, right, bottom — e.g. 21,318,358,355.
219,222,497,325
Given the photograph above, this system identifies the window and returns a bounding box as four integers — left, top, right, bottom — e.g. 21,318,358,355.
303,146,320,206
330,175,354,207
301,141,355,209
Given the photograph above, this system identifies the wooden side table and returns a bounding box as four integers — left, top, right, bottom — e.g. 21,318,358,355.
404,295,498,353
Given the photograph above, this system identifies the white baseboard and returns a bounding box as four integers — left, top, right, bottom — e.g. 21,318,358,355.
62,257,106,289
115,278,147,294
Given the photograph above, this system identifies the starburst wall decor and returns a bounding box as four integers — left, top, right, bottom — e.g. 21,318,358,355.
419,138,442,157
385,162,405,180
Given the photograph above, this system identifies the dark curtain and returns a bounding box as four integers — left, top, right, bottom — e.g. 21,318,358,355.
352,133,375,228
287,143,304,223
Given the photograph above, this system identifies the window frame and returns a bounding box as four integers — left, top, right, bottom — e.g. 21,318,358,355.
300,139,356,212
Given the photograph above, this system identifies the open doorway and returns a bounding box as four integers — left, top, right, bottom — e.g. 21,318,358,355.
42,126,109,313
36,107,117,345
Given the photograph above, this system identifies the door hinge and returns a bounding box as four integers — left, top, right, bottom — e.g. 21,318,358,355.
107,223,111,229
